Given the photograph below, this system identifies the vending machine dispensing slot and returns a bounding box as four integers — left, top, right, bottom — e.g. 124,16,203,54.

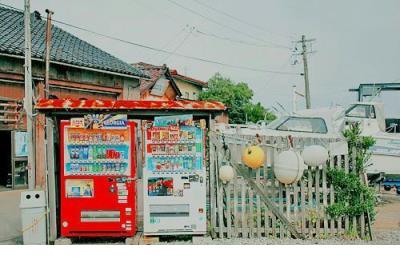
143,115,207,236
80,211,121,222
60,114,137,237
149,204,190,217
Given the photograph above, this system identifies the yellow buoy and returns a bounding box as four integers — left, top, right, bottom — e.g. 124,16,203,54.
242,145,265,169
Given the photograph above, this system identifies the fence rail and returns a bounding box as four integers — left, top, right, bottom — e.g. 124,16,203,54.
209,132,368,239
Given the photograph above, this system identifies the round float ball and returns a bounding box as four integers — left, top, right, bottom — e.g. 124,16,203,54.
219,165,235,183
274,150,305,185
242,145,265,169
302,145,329,167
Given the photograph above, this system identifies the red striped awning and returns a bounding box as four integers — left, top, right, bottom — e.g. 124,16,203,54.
35,98,226,111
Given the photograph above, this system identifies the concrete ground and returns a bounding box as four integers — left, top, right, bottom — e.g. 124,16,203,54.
0,190,23,244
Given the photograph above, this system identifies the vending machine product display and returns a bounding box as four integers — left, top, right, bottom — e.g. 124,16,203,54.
60,114,136,237
143,115,207,235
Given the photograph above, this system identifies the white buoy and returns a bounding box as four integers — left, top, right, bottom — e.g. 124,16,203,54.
219,165,235,183
302,145,329,167
274,150,305,185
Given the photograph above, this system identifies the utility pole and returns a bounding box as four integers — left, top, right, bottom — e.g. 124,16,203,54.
44,9,54,98
24,0,35,189
293,35,315,109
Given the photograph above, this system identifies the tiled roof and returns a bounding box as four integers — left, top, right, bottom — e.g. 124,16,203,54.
132,62,181,96
0,6,147,78
169,69,207,87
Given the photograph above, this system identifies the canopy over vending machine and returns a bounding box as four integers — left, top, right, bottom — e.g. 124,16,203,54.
60,114,136,237
143,115,207,235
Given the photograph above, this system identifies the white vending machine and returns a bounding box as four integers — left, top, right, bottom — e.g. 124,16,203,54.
143,115,207,235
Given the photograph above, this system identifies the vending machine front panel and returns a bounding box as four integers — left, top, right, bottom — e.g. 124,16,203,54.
143,115,207,235
60,116,136,237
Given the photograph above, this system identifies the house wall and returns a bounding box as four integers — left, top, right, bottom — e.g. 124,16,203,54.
140,83,178,101
0,55,140,101
174,79,202,100
0,54,141,189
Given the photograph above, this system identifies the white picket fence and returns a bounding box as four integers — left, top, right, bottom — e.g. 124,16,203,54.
208,132,370,239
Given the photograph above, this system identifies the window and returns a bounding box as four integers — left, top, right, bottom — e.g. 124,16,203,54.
274,117,328,134
345,104,376,119
192,92,197,100
184,92,189,99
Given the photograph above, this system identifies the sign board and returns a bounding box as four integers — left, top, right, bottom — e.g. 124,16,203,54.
154,114,193,127
151,78,169,96
14,131,28,157
70,118,85,128
76,114,128,129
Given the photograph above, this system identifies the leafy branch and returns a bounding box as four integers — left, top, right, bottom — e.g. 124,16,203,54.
326,123,376,221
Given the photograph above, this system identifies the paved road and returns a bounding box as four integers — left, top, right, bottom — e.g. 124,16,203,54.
0,190,23,244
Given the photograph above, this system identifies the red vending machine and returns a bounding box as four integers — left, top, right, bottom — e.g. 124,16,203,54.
60,114,136,237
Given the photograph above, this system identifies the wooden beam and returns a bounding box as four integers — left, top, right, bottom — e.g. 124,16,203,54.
232,164,305,240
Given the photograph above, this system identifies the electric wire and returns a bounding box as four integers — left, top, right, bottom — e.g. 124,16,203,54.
0,2,299,75
166,0,291,49
133,0,290,51
160,27,194,63
192,0,294,40
195,29,289,49
142,25,187,63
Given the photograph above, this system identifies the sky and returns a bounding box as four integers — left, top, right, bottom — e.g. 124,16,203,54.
3,0,400,116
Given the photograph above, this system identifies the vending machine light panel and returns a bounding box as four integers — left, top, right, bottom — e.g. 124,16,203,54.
143,115,207,235
60,115,136,237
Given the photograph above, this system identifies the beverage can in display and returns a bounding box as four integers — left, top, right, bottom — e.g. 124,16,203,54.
120,163,126,174
83,146,89,160
88,146,93,160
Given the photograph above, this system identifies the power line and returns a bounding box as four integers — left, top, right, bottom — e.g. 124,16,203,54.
143,25,187,63
0,2,300,76
166,0,291,49
132,0,290,51
160,27,194,63
195,29,289,49
192,0,294,40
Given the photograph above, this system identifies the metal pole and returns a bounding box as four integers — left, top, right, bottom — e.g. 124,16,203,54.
24,0,35,189
44,9,54,98
301,35,311,109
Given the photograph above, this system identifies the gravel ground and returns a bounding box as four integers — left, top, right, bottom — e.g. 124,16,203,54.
2,190,399,245
162,192,400,245
158,230,400,245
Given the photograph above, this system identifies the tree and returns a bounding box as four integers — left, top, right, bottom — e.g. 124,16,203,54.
199,73,276,124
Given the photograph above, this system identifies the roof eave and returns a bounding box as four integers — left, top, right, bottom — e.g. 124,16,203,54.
0,52,151,80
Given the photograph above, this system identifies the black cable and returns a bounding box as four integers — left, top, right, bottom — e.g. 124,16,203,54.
133,0,290,51
195,29,288,49
166,0,291,49
161,27,193,63
192,0,294,40
0,2,300,75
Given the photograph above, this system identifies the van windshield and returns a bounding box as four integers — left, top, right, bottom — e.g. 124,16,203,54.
267,116,328,134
